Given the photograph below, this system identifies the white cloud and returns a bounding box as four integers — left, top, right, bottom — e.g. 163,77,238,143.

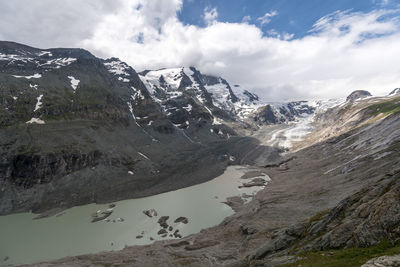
0,0,121,48
1,1,400,101
242,15,251,23
257,10,278,25
81,3,400,100
203,7,218,25
267,29,294,40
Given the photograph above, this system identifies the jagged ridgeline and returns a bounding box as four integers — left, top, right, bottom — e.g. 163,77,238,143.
0,41,315,215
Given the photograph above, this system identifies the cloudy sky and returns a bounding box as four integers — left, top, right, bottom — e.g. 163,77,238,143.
1,0,400,101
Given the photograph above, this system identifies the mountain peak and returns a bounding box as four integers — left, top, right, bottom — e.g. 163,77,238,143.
0,41,41,54
0,41,95,59
346,90,372,102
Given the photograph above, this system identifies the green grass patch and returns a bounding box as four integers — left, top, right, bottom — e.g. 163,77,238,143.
281,240,400,267
366,97,400,117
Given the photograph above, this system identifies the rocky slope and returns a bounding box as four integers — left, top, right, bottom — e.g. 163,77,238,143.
19,92,400,266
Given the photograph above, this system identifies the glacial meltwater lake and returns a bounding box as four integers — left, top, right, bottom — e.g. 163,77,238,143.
0,165,268,266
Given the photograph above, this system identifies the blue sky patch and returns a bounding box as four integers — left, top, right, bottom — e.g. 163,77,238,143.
178,0,398,38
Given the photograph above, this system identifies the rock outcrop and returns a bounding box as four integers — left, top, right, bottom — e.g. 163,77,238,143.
174,217,189,224
157,216,170,229
143,209,158,218
346,90,372,102
362,255,400,267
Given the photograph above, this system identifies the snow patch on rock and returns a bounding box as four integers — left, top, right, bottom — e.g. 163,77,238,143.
26,118,45,124
138,152,150,160
34,94,43,112
118,77,130,83
29,84,38,90
37,51,53,57
39,58,76,68
104,59,130,76
68,76,80,92
13,73,42,79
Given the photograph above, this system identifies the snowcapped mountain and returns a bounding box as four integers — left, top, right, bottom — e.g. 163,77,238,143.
139,67,260,128
139,66,318,128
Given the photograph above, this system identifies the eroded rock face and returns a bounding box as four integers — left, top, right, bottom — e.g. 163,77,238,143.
309,172,400,250
251,223,305,260
254,105,280,124
9,150,101,188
